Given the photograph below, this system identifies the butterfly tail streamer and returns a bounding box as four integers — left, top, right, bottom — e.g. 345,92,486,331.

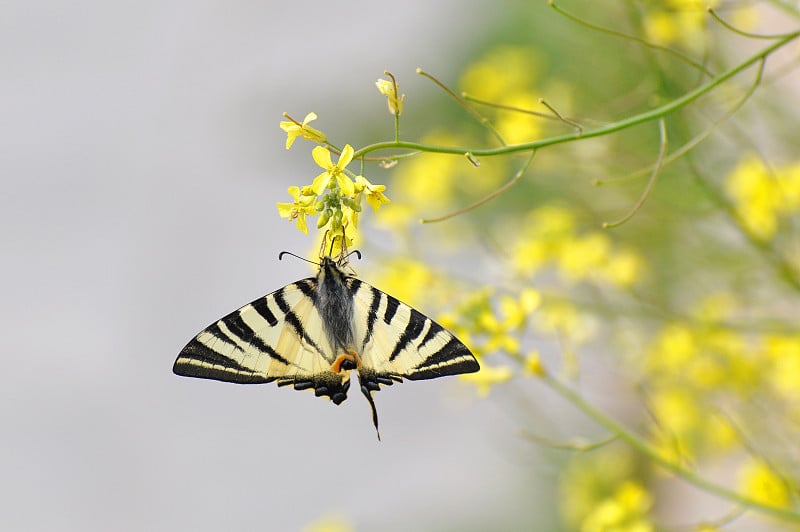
358,376,382,441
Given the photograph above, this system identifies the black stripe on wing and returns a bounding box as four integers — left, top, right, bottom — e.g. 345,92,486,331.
173,337,273,384
360,285,383,350
273,284,328,360
173,296,289,383
221,307,292,367
406,337,479,380
388,308,427,362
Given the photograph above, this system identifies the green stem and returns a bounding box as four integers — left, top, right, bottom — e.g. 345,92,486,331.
541,373,800,523
352,32,799,161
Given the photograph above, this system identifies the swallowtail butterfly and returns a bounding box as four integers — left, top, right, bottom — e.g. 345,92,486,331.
173,254,480,439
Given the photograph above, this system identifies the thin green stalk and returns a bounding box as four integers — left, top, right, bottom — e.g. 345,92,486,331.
352,32,799,161
549,0,714,77
541,373,800,523
603,119,667,228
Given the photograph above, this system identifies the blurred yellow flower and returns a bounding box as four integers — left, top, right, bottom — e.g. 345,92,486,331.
460,365,513,397
645,323,696,374
558,232,611,283
459,45,540,102
304,514,353,532
601,249,644,288
737,458,790,508
494,91,542,144
765,334,800,400
524,350,545,376
580,481,654,532
391,131,461,210
280,112,326,149
312,145,356,196
650,387,699,437
724,156,800,240
535,300,593,344
519,288,542,314
642,1,718,51
373,258,435,308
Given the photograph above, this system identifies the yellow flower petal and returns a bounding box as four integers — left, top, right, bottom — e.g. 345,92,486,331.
301,112,318,125
339,144,354,168
296,213,309,234
312,146,333,170
336,174,355,196
276,202,295,218
312,171,332,195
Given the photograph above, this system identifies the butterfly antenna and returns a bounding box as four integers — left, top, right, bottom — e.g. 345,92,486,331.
278,251,320,266
344,249,362,261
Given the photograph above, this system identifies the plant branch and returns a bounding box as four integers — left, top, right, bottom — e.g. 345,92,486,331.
352,32,798,161
540,372,800,523
421,150,536,223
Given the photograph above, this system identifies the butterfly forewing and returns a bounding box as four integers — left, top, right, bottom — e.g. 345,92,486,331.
348,278,479,383
173,279,352,403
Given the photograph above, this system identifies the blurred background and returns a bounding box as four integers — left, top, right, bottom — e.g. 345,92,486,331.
3,1,799,530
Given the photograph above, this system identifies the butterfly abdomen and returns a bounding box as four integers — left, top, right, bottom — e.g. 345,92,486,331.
316,258,356,352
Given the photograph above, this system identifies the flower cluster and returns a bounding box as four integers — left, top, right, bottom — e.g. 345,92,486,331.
640,291,799,508
725,155,800,241
276,112,390,255
511,205,644,288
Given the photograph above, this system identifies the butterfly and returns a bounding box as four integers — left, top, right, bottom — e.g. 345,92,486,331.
173,252,480,440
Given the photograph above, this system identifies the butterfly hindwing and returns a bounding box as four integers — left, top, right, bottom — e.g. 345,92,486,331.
173,278,352,404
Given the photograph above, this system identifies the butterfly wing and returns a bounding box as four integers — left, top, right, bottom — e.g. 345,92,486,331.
346,277,480,436
173,278,352,404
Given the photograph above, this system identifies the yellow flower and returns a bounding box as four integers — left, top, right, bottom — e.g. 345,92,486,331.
524,350,545,377
355,175,390,211
725,155,781,240
303,514,353,532
494,90,542,144
519,288,541,314
642,1,716,52
372,258,435,308
342,204,359,230
279,112,326,149
276,185,317,234
580,481,654,532
311,145,356,196
765,334,800,399
390,131,461,210
737,458,790,508
558,232,611,283
459,45,540,102
601,249,643,288
376,77,405,116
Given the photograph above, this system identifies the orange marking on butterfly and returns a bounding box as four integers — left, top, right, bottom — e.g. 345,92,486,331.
331,350,362,373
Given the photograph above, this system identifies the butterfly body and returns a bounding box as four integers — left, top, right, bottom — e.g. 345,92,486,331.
174,256,479,439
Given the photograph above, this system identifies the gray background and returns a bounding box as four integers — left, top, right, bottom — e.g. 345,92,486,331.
2,2,550,530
